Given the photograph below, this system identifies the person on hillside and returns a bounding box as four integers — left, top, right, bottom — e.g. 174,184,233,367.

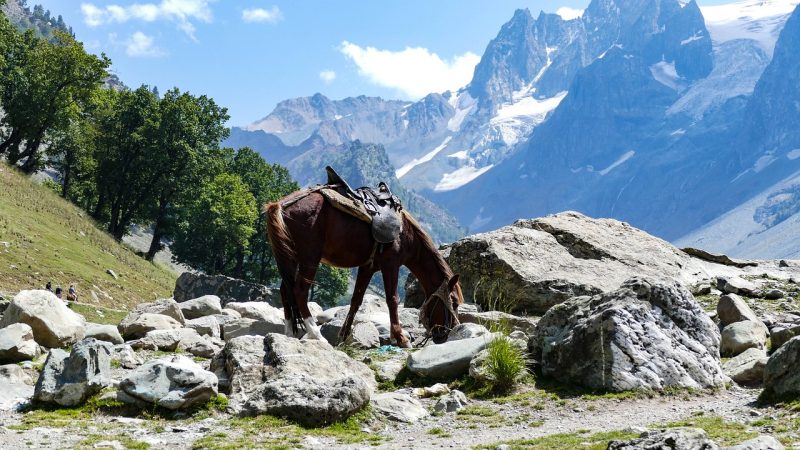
45,281,52,291
67,285,78,302
54,286,63,299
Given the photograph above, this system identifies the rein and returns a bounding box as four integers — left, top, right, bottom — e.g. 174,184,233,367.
419,278,460,341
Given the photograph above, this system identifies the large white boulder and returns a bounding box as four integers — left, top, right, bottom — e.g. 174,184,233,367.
0,290,85,348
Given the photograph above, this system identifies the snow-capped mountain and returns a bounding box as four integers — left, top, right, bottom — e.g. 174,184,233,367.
227,0,800,258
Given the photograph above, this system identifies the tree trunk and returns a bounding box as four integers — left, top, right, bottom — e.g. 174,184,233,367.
61,159,72,199
146,193,169,261
19,130,45,174
0,129,21,155
93,192,107,221
233,247,245,279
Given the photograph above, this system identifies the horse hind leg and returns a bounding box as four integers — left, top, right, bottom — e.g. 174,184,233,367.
295,264,325,341
280,281,299,338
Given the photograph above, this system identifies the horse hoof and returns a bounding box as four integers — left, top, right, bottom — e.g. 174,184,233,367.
398,339,412,349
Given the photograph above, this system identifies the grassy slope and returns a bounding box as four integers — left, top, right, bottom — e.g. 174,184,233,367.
0,164,176,310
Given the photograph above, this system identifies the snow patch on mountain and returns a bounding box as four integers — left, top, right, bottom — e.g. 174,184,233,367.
650,61,686,91
488,92,567,146
396,136,453,178
599,150,636,176
556,7,584,21
788,149,800,160
434,164,494,192
700,0,800,56
447,91,476,132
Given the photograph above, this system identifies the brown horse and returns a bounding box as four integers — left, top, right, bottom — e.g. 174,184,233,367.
265,190,464,347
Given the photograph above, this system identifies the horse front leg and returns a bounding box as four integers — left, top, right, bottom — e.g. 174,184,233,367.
339,266,373,344
382,266,410,348
295,264,324,341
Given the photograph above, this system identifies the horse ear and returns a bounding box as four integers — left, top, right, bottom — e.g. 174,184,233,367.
448,274,460,290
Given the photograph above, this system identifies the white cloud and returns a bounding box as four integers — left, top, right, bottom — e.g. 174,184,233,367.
126,31,166,57
319,70,336,84
339,41,480,98
80,0,213,39
242,6,283,23
556,7,584,20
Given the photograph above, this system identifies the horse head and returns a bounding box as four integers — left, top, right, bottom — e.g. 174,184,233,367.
420,274,463,344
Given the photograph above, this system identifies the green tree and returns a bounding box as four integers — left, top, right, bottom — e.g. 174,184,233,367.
46,115,96,200
171,173,258,274
310,264,350,308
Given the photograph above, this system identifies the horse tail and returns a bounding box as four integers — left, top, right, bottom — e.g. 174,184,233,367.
265,202,303,335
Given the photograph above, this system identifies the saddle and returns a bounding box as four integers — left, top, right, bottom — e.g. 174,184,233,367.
325,166,403,243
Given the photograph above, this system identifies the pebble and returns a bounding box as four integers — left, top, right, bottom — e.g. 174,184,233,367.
749,410,762,417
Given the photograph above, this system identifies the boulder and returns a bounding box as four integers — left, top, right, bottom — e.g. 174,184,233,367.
222,318,284,340
458,311,537,335
210,335,265,396
434,390,469,413
716,294,765,328
186,316,221,339
0,364,34,411
726,435,785,450
120,355,218,410
179,295,223,320
173,272,279,307
447,323,490,342
764,336,800,398
129,328,221,358
531,278,727,392
112,344,141,369
120,298,185,327
320,318,345,346
720,321,768,356
33,338,113,406
370,392,428,423
722,348,769,385
0,290,85,348
0,323,40,362
770,324,800,351
224,302,284,323
407,334,496,379
221,334,375,426
84,323,124,345
716,277,759,297
764,289,785,300
345,320,380,349
373,356,406,382
607,428,719,449
316,306,347,325
118,313,182,341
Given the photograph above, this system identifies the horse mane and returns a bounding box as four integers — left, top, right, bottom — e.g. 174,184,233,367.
401,210,464,305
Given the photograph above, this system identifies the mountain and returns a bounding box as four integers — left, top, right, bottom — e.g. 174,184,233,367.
229,0,800,258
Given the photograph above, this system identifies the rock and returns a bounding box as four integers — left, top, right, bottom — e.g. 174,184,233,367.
717,294,765,328
118,313,182,341
447,323,490,342
607,428,719,449
219,308,242,318
106,269,119,279
0,290,86,348
186,316,221,339
0,364,34,411
179,295,223,320
413,383,450,398
443,212,717,314
770,324,800,351
184,335,224,359
345,320,380,349
720,321,768,356
0,323,40,362
222,318,284,340
370,392,428,423
33,338,113,406
224,302,284,323
320,318,345,346
120,355,218,410
725,435,785,450
407,335,496,379
112,344,141,369
221,334,375,426
458,311,538,335
84,323,124,345
764,336,800,398
681,248,757,268
374,357,406,382
530,278,727,392
119,298,186,329
209,335,264,395
690,283,713,296
717,277,759,297
722,348,769,385
129,328,221,358
764,289,785,300
316,306,347,325
433,390,468,413
173,272,279,307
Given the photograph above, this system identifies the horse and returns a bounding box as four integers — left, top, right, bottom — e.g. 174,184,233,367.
264,189,464,347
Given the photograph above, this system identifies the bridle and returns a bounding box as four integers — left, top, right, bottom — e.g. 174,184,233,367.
419,278,460,342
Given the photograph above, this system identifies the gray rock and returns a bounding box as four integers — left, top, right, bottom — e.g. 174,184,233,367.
447,323,490,342
407,334,497,379
219,308,242,318
458,311,538,335
374,356,406,382
220,334,375,426
530,278,727,392
717,277,759,297
607,427,719,449
85,323,124,345
764,289,785,300
120,355,218,410
316,306,347,325
33,338,113,406
0,290,86,348
222,318,284,340
173,272,279,307
106,269,119,280
433,389,469,413
345,320,380,349
118,313,182,341
179,295,223,320
119,298,186,329
764,336,800,398
370,392,428,423
0,323,40,362
186,316,221,339
722,348,769,385
716,294,764,328
129,328,221,358
720,321,768,356
320,318,345,346
224,302,284,323
770,324,800,351
725,435,785,450
112,344,141,369
0,363,34,411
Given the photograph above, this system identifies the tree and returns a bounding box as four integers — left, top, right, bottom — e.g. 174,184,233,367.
171,173,258,274
46,115,96,200
309,264,350,308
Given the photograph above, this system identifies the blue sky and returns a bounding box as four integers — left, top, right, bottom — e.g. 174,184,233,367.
38,0,731,126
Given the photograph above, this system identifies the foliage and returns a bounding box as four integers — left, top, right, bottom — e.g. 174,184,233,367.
310,264,350,307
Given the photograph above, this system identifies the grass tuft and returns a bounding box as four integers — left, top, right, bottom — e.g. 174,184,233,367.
484,335,528,393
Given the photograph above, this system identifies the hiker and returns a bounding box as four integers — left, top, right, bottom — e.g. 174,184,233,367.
54,286,63,299
45,281,52,291
67,285,78,302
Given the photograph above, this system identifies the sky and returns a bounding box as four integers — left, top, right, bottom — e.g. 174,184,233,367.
36,0,734,126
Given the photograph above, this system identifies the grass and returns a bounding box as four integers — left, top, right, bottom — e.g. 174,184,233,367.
427,427,452,438
76,434,150,450
474,430,638,450
0,163,176,309
69,302,129,325
483,335,528,393
661,415,758,446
